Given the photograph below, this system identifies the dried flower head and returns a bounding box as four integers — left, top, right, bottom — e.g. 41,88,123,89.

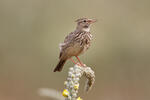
63,64,95,100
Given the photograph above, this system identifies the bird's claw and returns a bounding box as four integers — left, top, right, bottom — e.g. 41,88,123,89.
76,63,86,67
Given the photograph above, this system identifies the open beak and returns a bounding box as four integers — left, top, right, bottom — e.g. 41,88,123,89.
87,19,97,23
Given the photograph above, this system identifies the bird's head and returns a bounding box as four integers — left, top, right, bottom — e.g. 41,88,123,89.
75,18,97,32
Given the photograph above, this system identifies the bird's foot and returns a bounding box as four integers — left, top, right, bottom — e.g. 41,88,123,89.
76,63,86,67
75,56,86,67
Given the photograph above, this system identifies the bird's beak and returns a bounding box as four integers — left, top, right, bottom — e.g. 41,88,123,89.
87,19,97,23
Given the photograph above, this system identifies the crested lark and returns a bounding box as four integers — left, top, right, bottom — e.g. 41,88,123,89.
54,18,96,72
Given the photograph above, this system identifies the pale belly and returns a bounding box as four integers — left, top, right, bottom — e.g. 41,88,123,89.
66,42,89,57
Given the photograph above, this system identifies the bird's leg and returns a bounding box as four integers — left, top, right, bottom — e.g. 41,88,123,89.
75,56,85,67
70,58,77,64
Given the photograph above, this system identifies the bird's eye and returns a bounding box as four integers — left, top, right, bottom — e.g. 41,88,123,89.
83,20,86,22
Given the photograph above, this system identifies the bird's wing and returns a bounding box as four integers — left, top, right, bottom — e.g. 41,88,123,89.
59,32,74,58
64,32,74,43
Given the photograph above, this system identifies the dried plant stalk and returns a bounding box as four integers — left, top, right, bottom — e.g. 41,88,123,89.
62,64,95,100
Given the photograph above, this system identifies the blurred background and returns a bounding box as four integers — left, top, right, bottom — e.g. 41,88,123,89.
0,0,150,100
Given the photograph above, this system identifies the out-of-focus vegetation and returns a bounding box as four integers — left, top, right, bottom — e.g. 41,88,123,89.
0,0,150,100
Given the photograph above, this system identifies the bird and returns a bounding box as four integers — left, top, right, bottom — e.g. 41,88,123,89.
54,18,96,72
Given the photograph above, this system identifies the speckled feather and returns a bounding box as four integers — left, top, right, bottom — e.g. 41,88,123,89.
60,31,92,58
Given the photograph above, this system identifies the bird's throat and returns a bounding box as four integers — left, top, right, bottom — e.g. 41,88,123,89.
82,28,90,32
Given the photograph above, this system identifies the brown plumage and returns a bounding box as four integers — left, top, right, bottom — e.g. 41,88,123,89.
54,18,96,72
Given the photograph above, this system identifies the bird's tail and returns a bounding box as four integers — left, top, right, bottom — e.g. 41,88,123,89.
53,59,66,72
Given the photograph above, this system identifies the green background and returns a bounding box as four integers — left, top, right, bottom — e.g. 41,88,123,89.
0,0,150,100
